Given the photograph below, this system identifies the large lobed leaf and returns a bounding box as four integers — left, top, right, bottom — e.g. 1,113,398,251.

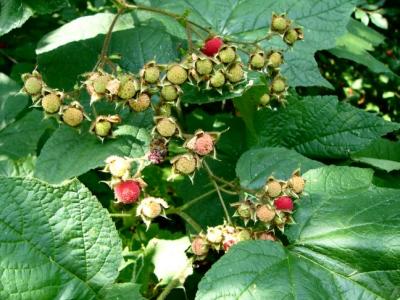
138,0,357,88
253,95,399,159
0,177,123,299
196,166,400,300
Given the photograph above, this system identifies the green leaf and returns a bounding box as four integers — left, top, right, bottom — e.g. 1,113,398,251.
0,0,33,36
196,166,400,300
0,109,52,159
329,19,396,76
253,95,400,159
23,0,69,15
0,156,36,177
99,283,146,300
236,147,324,190
137,0,357,88
35,124,151,184
0,177,122,299
351,138,400,172
144,237,192,286
36,12,182,90
0,73,29,130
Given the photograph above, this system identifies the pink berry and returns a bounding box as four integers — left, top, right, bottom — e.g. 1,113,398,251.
194,133,214,156
274,196,293,211
223,239,236,252
201,37,223,56
114,180,141,204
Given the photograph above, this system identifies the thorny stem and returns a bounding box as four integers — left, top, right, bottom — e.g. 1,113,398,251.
94,8,125,71
203,161,232,224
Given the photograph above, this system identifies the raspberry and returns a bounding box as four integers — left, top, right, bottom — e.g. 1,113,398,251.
271,15,289,33
191,237,209,256
201,37,223,56
226,63,244,83
218,46,236,64
114,180,141,204
288,175,305,194
274,196,294,211
236,229,251,241
250,53,265,69
118,79,138,99
175,154,197,175
210,71,225,88
257,232,276,241
106,156,131,178
94,120,112,137
158,104,172,117
93,75,110,94
142,200,162,218
156,118,176,137
144,66,160,84
161,85,178,102
265,180,282,197
195,59,213,75
223,239,236,252
237,203,251,219
256,205,275,223
260,94,270,106
24,76,42,95
284,28,299,45
41,93,61,114
271,77,286,93
166,65,187,85
129,93,151,112
206,227,223,244
62,107,84,127
194,133,214,156
269,52,283,68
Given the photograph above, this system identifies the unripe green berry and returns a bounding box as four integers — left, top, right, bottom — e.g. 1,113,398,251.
210,71,225,88
93,75,110,94
250,53,265,69
144,66,160,84
41,93,61,114
95,120,112,137
226,64,244,83
156,118,176,137
284,29,299,45
63,107,84,127
158,104,172,117
166,65,187,85
237,203,251,218
129,93,151,112
118,80,137,99
175,155,196,174
271,15,289,33
271,77,286,93
161,85,178,101
24,77,42,95
260,94,270,106
218,47,236,64
269,52,283,68
195,59,213,75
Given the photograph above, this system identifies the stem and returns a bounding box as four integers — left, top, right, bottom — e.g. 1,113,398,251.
110,213,132,217
219,186,238,195
203,161,232,224
175,211,203,233
185,22,194,52
94,8,125,71
157,279,181,300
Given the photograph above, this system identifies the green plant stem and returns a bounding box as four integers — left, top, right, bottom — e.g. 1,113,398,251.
175,211,203,232
109,213,132,217
94,8,125,71
203,161,232,224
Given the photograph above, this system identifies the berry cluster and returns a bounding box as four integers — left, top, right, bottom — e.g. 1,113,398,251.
190,170,305,261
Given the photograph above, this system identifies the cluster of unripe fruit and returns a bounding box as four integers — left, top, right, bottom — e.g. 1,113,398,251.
190,170,305,260
104,155,169,228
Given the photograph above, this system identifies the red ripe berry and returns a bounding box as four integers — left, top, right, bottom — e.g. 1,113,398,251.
223,239,236,252
201,37,223,56
114,180,141,204
274,196,294,211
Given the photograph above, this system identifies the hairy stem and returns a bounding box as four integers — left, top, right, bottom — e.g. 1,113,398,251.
203,161,232,224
